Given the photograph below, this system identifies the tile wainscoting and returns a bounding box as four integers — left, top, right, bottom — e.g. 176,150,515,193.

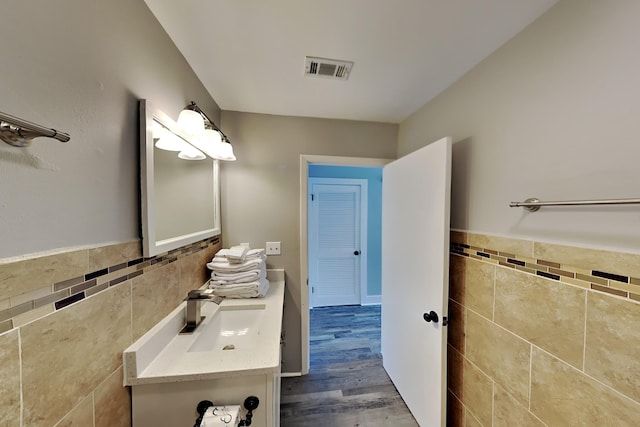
0,237,220,427
448,231,640,426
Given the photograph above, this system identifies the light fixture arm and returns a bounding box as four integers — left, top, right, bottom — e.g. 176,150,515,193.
0,111,71,147
184,101,231,143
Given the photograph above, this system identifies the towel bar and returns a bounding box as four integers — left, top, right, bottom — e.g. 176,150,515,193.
0,111,70,147
510,197,640,212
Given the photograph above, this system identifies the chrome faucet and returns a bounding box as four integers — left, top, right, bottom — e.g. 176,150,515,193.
180,289,224,334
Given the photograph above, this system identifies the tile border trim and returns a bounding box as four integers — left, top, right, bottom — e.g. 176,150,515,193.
0,236,220,333
450,240,640,302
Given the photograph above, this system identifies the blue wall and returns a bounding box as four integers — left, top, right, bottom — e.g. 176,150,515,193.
308,165,382,298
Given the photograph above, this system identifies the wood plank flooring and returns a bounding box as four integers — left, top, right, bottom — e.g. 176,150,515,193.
280,305,419,426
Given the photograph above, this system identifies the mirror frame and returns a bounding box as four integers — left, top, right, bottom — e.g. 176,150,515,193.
139,99,221,257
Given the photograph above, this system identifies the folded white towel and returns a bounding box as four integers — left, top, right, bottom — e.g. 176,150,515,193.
210,278,270,298
210,264,266,285
214,248,266,262
225,245,250,263
207,257,264,273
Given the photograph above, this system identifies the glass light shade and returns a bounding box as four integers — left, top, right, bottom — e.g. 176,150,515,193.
178,145,206,160
177,109,205,136
155,133,186,152
217,141,236,161
194,129,225,159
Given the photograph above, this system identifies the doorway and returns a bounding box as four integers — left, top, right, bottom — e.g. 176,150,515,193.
299,155,392,375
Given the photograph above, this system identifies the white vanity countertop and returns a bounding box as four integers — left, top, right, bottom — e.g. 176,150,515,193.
123,269,285,386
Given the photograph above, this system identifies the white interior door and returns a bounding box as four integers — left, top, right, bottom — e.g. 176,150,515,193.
381,137,452,426
308,179,367,307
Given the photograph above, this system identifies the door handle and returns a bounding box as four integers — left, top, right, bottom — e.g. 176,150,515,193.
354,250,360,255
423,311,439,323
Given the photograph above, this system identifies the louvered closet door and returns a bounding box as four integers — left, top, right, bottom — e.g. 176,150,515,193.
309,180,364,307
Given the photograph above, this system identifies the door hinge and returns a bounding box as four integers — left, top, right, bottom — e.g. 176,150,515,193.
311,193,314,201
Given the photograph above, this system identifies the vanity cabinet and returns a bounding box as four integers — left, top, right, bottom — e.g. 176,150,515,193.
131,372,280,426
124,270,285,427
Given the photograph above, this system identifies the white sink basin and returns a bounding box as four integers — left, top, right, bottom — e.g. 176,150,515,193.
188,304,266,352
122,269,285,385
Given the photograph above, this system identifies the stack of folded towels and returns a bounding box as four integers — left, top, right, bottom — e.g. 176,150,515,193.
206,246,269,298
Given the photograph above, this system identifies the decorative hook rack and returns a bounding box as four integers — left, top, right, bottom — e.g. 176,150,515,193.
510,197,640,212
0,111,70,147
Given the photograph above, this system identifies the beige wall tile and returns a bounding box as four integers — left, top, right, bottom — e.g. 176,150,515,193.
465,410,483,427
449,255,465,305
448,300,465,354
0,329,20,427
531,347,640,426
494,268,586,368
449,255,495,319
12,304,54,327
95,367,131,427
21,285,132,427
465,233,533,258
451,230,468,245
465,309,531,405
0,249,89,301
493,385,545,427
448,348,492,426
89,241,141,271
132,262,181,341
56,394,94,427
585,292,640,403
534,242,640,279
178,249,213,298
447,390,466,427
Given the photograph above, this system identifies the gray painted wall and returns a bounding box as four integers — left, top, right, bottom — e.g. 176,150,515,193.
220,111,397,372
0,0,220,260
399,0,640,253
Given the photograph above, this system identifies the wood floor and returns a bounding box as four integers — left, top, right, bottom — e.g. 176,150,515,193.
280,305,419,426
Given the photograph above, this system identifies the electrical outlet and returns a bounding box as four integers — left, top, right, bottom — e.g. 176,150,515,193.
266,241,281,255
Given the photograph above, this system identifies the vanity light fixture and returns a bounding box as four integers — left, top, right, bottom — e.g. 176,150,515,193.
153,121,193,153
178,145,206,160
179,101,236,161
0,110,70,147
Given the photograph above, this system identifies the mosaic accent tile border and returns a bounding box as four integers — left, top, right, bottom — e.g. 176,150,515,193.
450,242,640,302
0,236,220,334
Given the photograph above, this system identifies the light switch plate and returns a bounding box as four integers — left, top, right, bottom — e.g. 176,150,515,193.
266,242,281,255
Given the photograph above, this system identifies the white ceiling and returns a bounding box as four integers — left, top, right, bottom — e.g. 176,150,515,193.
145,0,558,124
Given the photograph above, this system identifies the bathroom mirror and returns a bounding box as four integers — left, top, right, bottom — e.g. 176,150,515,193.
140,99,221,257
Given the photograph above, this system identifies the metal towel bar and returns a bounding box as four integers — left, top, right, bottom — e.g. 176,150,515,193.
510,197,640,212
0,111,70,147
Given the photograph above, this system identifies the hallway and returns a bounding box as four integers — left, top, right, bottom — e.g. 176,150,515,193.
280,305,418,426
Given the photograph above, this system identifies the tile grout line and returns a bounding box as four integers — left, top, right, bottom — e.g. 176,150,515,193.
582,291,588,372
492,263,497,322
528,344,533,412
531,343,640,409
18,328,23,427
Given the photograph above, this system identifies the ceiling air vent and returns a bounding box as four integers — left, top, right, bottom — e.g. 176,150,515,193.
305,57,354,81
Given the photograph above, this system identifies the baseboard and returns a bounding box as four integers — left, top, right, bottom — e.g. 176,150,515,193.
281,371,303,378
361,295,381,305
